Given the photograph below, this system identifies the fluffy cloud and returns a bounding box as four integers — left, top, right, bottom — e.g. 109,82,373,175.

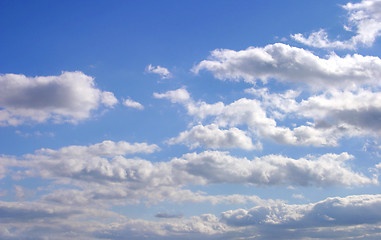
25,147,372,187
153,88,191,103
0,142,379,239
157,87,381,147
192,43,381,90
297,89,381,134
169,124,261,150
0,71,117,126
250,87,381,140
123,98,144,110
2,194,381,240
18,140,161,183
292,0,381,49
156,88,347,147
1,142,374,209
101,91,118,107
0,201,82,223
172,151,374,187
221,194,381,228
146,64,172,79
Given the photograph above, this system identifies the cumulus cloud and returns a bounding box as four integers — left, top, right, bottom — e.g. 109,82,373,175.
292,0,381,49
249,87,381,140
0,200,82,223
146,64,172,79
101,91,118,107
123,98,144,110
221,194,381,228
0,71,117,126
172,151,374,187
0,144,379,239
169,124,261,150
2,194,381,239
297,89,381,134
192,43,381,90
157,87,381,147
156,88,346,147
153,88,191,103
1,142,374,211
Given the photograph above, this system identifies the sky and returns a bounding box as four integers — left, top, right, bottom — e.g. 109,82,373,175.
1,0,381,239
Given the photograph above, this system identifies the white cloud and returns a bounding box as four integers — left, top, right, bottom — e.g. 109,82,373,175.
158,87,381,147
249,88,381,141
153,88,191,103
297,89,381,134
192,43,381,90
154,88,225,120
1,142,374,210
172,151,374,187
123,98,144,110
146,64,172,79
0,200,83,222
101,91,118,107
2,194,381,239
0,71,117,126
221,194,381,229
169,124,261,150
292,0,381,49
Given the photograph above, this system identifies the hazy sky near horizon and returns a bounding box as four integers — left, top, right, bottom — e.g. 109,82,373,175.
1,0,381,239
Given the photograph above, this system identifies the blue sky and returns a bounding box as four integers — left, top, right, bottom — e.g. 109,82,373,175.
1,0,381,239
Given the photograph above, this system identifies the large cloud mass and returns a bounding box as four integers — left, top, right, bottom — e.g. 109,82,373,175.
0,71,117,126
193,43,381,90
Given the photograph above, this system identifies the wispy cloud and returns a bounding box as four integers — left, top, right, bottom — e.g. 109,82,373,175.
292,0,381,49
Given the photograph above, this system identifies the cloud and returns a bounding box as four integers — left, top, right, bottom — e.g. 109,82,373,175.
172,151,374,187
53,140,160,157
0,201,82,223
155,88,342,147
1,194,381,239
101,91,118,107
221,194,381,228
155,212,183,219
297,89,381,134
0,71,117,126
146,64,172,79
157,87,381,147
0,142,374,210
169,124,261,150
19,140,161,184
250,87,381,139
192,43,381,90
153,88,191,103
154,88,225,120
123,98,144,110
292,0,381,49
